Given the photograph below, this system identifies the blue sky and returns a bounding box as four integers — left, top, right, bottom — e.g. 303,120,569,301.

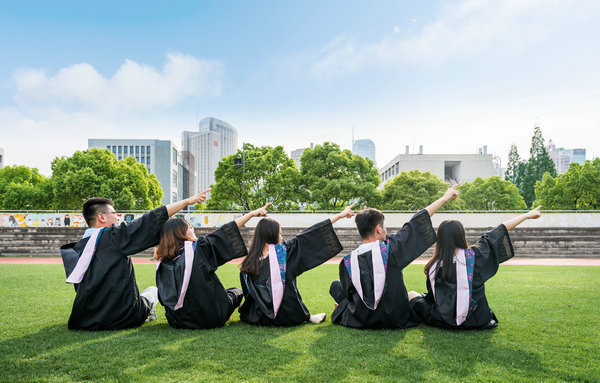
1,0,599,176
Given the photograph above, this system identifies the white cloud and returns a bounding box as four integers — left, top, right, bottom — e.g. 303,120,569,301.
310,0,598,76
13,53,223,114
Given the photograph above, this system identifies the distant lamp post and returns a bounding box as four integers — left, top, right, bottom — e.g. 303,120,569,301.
234,143,248,213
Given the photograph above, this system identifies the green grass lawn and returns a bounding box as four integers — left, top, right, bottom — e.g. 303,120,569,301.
0,263,598,382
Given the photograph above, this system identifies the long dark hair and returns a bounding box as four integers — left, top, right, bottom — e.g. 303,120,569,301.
424,220,469,281
240,218,280,277
154,219,195,261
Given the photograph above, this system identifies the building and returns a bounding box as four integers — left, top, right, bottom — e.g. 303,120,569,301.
290,143,313,170
182,117,238,194
88,139,179,206
379,146,493,187
0,148,4,169
547,140,586,174
353,139,376,167
178,150,196,202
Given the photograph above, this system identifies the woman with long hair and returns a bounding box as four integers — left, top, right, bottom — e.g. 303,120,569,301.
408,206,542,330
154,204,269,329
239,204,355,326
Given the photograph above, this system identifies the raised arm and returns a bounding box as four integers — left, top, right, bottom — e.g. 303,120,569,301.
235,202,271,229
166,189,210,217
425,184,460,217
330,202,356,224
502,206,542,231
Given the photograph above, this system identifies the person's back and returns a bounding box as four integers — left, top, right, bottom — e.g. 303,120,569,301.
239,206,354,326
61,192,208,330
155,214,260,329
409,207,542,330
330,186,460,329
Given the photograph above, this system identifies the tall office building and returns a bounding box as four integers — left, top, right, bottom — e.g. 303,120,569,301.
0,148,4,169
182,117,238,194
353,139,376,167
88,139,179,206
178,150,196,201
547,140,586,174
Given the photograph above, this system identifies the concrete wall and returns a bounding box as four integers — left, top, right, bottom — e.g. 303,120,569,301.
2,224,600,258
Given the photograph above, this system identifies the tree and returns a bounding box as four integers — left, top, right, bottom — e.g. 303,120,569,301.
207,144,306,210
534,158,600,209
0,165,52,209
459,177,526,210
50,148,163,210
382,170,465,210
520,124,557,207
505,144,525,186
300,142,381,209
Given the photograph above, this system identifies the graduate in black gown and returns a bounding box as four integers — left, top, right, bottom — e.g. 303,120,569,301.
239,204,356,326
60,191,209,331
329,185,460,329
409,206,542,330
154,204,270,329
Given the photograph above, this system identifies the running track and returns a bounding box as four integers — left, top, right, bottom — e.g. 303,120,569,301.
1,257,599,266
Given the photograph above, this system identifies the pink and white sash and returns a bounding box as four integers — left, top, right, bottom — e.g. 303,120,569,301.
156,241,195,310
454,249,470,325
428,248,471,326
66,228,103,284
349,242,386,310
268,244,285,317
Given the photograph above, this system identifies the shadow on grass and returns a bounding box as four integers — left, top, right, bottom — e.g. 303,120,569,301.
0,321,306,382
0,320,586,382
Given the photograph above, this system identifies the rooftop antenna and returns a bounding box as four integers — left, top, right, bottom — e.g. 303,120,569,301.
352,126,355,147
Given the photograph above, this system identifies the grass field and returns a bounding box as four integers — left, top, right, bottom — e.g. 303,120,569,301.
0,263,599,382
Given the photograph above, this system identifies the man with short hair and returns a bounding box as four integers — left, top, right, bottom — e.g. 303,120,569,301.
329,185,459,329
61,191,209,330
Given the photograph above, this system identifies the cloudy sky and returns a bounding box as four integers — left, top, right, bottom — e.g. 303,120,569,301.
1,0,599,176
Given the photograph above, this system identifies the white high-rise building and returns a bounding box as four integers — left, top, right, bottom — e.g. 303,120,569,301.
182,117,238,194
0,148,4,169
353,139,376,167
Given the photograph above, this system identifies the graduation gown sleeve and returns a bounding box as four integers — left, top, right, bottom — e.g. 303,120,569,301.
108,206,169,256
283,219,343,276
200,221,248,268
387,209,437,268
473,224,514,283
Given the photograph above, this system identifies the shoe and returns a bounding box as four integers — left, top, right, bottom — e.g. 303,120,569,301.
145,308,157,322
309,313,326,324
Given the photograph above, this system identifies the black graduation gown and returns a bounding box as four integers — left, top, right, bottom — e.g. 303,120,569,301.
410,224,514,330
60,206,169,330
331,209,436,329
239,219,343,326
156,221,247,329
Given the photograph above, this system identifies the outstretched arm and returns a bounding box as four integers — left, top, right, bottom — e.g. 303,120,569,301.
425,184,460,217
235,202,271,229
166,189,210,217
330,202,356,224
502,206,542,231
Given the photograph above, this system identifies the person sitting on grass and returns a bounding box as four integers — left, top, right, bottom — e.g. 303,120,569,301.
238,203,356,326
154,203,269,329
329,185,459,329
60,191,209,331
408,206,542,330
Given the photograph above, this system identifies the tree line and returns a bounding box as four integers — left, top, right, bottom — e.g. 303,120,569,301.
1,127,597,211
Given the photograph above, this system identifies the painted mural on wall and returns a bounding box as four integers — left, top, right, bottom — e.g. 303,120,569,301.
0,212,241,228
